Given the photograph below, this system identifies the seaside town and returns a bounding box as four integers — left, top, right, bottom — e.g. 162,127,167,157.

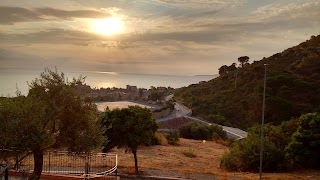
76,83,174,104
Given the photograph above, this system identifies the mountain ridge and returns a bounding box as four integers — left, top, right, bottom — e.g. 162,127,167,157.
175,35,320,129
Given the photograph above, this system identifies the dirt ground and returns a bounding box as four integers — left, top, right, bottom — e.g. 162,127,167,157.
110,138,320,180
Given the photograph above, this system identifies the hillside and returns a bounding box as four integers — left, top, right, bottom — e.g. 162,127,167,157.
175,35,320,129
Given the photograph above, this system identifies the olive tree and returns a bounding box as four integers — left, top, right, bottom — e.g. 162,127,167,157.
0,68,104,180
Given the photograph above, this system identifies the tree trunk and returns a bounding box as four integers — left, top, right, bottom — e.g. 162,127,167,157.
29,148,43,180
4,166,8,180
132,149,139,175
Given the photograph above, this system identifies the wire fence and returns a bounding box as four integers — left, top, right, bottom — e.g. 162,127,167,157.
0,150,117,179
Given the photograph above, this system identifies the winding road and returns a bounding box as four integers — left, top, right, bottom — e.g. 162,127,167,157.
157,96,247,140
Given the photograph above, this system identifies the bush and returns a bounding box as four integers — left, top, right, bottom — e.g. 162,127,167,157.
182,148,197,158
209,124,227,140
153,132,168,146
220,135,289,172
179,122,226,140
166,131,179,145
206,114,226,124
220,122,299,172
285,112,320,169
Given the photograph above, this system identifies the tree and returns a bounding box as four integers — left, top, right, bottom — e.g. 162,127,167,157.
285,112,320,168
218,64,237,75
100,106,158,174
238,56,249,67
227,63,237,72
148,92,164,101
0,68,104,180
218,65,228,75
0,96,31,162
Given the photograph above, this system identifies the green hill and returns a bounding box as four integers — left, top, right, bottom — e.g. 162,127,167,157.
175,35,320,129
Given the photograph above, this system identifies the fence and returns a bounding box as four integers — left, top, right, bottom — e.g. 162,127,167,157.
0,150,117,179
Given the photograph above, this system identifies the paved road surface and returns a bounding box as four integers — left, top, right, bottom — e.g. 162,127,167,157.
156,102,247,140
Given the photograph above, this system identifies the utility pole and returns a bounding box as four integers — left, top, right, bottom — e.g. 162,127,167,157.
235,68,238,88
260,64,268,180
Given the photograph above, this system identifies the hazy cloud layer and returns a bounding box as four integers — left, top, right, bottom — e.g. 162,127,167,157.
0,6,109,24
0,0,319,76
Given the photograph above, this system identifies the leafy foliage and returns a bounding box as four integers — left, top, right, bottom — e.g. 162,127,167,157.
179,122,226,140
0,68,104,179
238,56,249,67
100,106,158,174
221,112,320,171
220,119,299,172
285,112,320,168
166,131,180,145
219,63,237,75
148,91,165,101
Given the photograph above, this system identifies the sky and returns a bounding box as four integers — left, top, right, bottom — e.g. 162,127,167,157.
0,0,319,76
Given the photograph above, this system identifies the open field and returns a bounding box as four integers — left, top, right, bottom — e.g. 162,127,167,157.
5,138,319,179
111,138,320,180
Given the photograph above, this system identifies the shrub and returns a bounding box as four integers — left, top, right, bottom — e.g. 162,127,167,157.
209,124,227,140
285,112,320,169
153,132,168,146
215,138,235,146
220,122,300,172
220,134,289,172
182,148,197,158
179,122,226,140
166,131,179,145
207,114,226,124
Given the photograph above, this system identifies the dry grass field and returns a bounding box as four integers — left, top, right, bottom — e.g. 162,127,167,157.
111,138,320,180
7,138,319,179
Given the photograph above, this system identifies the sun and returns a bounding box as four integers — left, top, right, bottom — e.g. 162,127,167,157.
92,17,123,35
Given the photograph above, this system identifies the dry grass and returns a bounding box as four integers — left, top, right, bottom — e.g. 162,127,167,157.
10,138,320,179
181,148,197,158
111,138,320,180
154,132,169,146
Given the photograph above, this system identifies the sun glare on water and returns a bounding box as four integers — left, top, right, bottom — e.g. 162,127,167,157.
92,17,123,35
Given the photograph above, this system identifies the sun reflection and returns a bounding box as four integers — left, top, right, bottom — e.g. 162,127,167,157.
96,71,118,75
97,82,117,89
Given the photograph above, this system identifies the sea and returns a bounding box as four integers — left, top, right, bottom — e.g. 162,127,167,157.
0,69,216,96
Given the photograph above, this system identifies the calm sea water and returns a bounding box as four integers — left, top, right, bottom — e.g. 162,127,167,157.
0,69,215,96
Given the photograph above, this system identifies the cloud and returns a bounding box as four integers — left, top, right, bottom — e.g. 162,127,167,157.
153,0,244,8
0,7,42,25
0,27,242,48
0,0,319,77
34,7,109,19
252,2,320,20
0,6,110,25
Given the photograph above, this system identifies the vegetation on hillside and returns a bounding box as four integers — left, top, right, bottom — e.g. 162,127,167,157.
175,35,320,129
220,112,320,172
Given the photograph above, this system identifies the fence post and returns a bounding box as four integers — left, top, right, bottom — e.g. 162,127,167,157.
85,153,89,176
114,154,118,180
